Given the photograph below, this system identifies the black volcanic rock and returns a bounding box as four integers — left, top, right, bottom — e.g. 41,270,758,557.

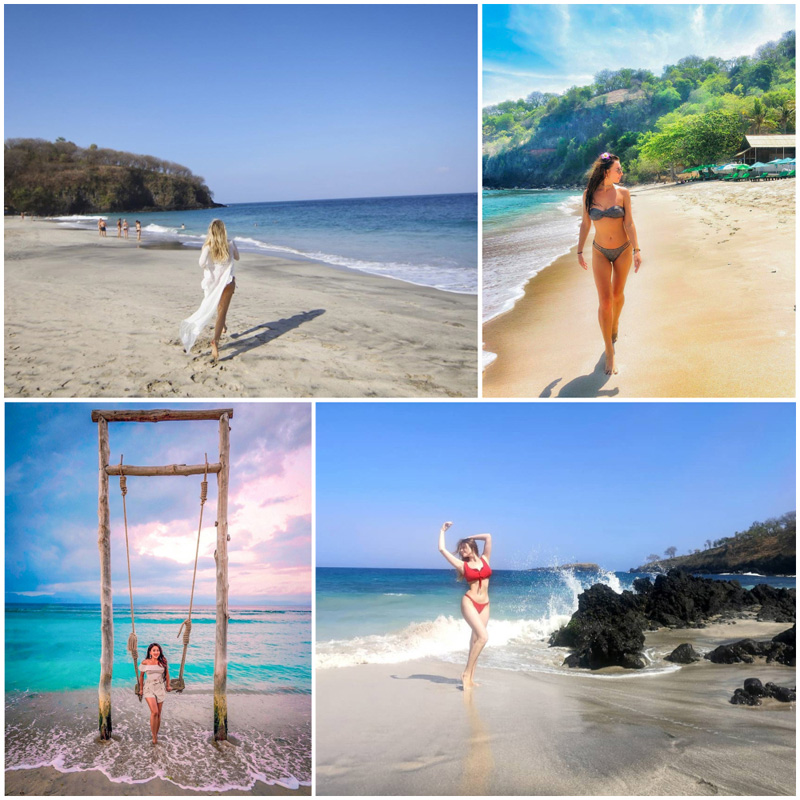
750,584,796,622
637,570,754,627
665,643,701,664
731,678,795,704
550,584,646,670
704,628,795,667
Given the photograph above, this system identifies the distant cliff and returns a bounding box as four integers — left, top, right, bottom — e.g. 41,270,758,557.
631,512,795,576
4,138,223,215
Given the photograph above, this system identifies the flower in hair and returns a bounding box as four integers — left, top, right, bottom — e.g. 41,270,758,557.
600,152,611,161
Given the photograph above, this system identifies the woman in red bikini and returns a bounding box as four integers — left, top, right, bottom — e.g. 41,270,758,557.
437,521,492,688
577,152,643,376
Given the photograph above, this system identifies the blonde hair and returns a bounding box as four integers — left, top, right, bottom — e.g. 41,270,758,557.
204,219,230,262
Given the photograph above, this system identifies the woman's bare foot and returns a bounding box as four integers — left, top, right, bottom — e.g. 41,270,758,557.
605,350,618,375
461,672,480,688
211,340,219,364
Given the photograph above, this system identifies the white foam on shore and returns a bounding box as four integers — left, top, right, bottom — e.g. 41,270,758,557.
317,567,635,674
50,217,476,294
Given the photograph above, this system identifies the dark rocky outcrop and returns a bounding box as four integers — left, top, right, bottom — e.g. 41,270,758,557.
665,643,701,664
704,626,796,667
549,584,646,670
750,585,796,622
730,678,795,705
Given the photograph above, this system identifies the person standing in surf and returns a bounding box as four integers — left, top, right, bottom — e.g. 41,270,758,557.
437,521,492,688
576,152,642,375
138,642,171,745
179,219,239,363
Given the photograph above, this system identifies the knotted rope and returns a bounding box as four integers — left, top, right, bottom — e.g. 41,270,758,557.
171,456,208,693
119,457,140,699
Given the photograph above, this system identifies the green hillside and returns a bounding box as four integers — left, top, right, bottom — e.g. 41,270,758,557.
483,31,795,187
631,512,795,576
4,138,221,215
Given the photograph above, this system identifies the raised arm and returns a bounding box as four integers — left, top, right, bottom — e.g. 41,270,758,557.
438,521,464,572
621,188,642,272
577,191,591,271
470,533,492,562
230,240,240,261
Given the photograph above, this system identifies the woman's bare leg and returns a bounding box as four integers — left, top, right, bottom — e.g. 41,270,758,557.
145,697,159,743
591,250,616,374
212,279,235,362
461,596,489,687
610,247,634,344
156,701,163,737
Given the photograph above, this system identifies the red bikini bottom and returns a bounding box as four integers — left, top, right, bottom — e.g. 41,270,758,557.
466,595,489,614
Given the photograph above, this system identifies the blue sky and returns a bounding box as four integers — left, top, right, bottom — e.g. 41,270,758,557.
6,403,311,606
5,4,477,203
483,4,796,105
316,402,796,571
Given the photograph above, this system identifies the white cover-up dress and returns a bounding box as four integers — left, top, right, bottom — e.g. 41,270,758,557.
179,240,238,353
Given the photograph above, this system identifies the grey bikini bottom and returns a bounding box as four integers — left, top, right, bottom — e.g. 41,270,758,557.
592,240,631,262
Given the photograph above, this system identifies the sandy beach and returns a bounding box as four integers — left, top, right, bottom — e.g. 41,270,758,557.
316,620,795,795
4,220,477,398
483,179,795,398
6,688,311,796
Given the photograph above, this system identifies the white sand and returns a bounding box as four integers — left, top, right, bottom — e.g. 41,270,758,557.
4,220,477,397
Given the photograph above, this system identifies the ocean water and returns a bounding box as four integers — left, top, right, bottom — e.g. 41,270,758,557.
52,192,478,294
316,567,795,677
6,604,311,791
483,189,582,366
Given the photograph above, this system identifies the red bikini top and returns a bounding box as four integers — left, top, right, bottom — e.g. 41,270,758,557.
463,557,492,588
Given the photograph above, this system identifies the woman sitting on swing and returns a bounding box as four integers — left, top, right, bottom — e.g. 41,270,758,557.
138,642,171,744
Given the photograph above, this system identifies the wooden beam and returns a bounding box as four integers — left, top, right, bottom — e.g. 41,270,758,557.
97,417,114,739
213,412,231,741
91,409,234,423
105,463,221,477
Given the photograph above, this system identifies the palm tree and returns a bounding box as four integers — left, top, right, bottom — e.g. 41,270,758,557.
750,98,768,135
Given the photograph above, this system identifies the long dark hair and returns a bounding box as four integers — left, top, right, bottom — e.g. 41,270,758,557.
585,152,619,213
454,538,481,582
146,642,168,671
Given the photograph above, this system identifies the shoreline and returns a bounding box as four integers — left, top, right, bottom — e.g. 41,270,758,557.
482,179,795,398
4,219,477,398
6,687,311,796
317,619,796,795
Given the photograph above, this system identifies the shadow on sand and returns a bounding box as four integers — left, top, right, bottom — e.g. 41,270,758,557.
390,674,462,686
540,352,620,398
219,309,325,361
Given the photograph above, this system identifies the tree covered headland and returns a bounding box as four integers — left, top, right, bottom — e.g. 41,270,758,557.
484,31,795,188
4,138,222,215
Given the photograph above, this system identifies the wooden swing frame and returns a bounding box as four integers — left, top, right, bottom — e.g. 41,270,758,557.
92,408,233,742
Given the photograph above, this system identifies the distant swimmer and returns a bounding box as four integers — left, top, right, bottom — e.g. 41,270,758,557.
117,218,122,238
181,224,186,230
123,219,129,238
179,219,239,364
136,220,142,241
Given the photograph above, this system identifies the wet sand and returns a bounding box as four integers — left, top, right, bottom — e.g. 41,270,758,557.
483,179,795,398
4,220,477,398
316,620,795,795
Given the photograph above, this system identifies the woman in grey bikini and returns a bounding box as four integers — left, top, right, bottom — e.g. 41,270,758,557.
138,642,171,744
577,152,642,375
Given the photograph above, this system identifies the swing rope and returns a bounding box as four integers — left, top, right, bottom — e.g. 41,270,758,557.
172,455,209,693
118,454,210,696
119,457,140,697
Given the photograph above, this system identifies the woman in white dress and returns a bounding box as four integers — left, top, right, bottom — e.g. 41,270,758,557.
180,219,239,363
138,642,171,744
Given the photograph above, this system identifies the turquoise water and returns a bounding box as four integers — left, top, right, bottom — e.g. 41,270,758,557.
5,604,311,694
482,189,581,365
54,193,478,294
316,567,795,673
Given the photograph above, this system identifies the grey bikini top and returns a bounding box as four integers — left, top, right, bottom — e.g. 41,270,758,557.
589,205,625,220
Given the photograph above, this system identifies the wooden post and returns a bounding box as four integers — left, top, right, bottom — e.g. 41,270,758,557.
213,412,231,741
97,416,114,739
